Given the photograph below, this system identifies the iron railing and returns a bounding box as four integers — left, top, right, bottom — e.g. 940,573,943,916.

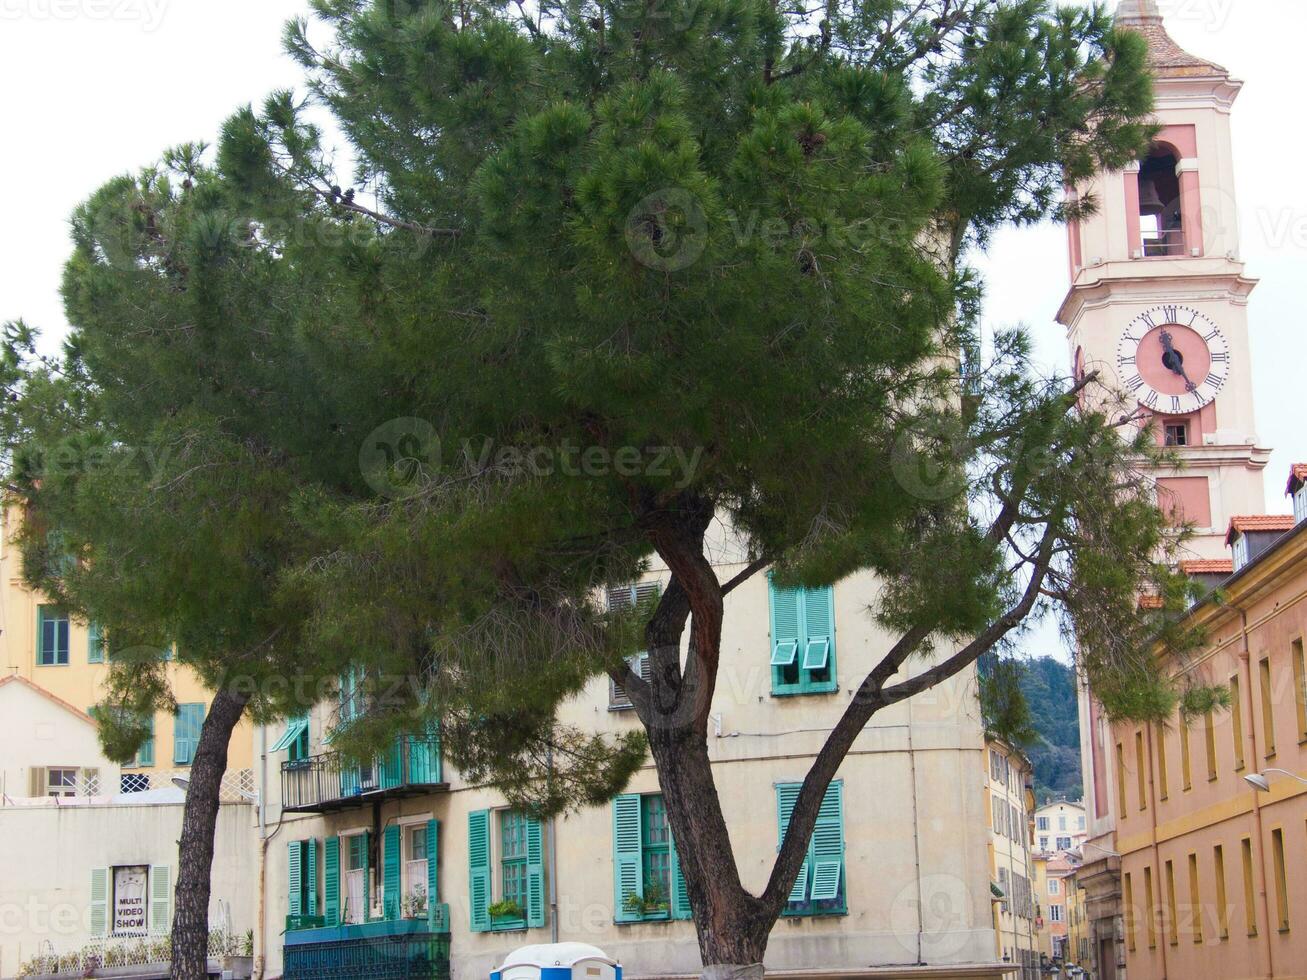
283,915,450,980
281,735,444,813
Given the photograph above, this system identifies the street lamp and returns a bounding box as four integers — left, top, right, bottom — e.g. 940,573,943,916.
1243,769,1307,793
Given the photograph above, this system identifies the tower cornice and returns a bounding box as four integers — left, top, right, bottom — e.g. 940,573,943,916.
1056,268,1259,329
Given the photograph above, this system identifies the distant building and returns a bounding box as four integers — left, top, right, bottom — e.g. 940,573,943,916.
1033,799,1087,855
985,737,1040,979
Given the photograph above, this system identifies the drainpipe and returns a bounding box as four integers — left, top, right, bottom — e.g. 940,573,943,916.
906,699,924,965
547,745,559,943
1237,606,1276,980
255,725,268,980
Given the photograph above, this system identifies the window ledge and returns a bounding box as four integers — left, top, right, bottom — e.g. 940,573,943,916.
771,687,838,698
488,919,528,933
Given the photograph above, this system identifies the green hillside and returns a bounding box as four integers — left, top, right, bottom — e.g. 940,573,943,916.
980,654,1084,805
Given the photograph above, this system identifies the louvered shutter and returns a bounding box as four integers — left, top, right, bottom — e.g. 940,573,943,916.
324,837,340,926
383,825,401,919
88,622,104,664
288,841,304,917
526,816,546,928
90,868,109,936
769,582,801,667
136,715,154,767
808,783,845,901
613,794,643,921
776,784,810,903
29,767,44,797
359,830,371,919
468,811,492,932
670,835,692,920
306,838,318,917
425,820,440,914
149,865,171,934
801,587,833,671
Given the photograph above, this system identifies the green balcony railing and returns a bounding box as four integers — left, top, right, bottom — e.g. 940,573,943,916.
283,916,451,980
281,735,444,813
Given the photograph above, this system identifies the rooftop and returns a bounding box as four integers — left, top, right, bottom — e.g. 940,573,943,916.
1287,463,1307,495
1116,0,1228,80
1225,514,1297,546
1180,558,1234,575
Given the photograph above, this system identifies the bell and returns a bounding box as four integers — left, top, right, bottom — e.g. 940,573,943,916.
1138,177,1165,216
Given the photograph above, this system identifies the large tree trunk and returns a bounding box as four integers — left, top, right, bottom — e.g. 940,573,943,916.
171,686,250,980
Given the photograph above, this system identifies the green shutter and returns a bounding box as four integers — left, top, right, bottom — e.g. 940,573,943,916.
425,820,440,917
526,815,546,928
324,837,340,926
670,836,692,920
173,704,204,765
90,867,109,936
769,581,801,667
88,622,103,664
383,825,402,920
306,838,318,917
801,587,833,671
149,866,171,934
360,830,371,921
613,794,643,922
776,784,810,903
136,715,155,767
288,841,304,917
809,783,845,902
469,810,491,932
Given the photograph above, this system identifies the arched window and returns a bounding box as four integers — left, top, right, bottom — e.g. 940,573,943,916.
1137,145,1184,257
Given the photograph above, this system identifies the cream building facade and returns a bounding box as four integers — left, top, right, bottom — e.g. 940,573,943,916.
983,740,1038,980
1032,801,1086,857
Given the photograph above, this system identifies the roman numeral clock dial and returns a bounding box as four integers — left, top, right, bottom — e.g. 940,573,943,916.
1115,305,1230,417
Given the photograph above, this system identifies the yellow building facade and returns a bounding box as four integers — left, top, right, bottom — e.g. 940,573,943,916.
984,738,1039,979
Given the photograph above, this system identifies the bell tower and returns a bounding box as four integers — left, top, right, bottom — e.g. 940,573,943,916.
1057,0,1270,561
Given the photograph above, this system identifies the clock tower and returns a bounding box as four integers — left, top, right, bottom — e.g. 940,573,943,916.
1057,0,1270,561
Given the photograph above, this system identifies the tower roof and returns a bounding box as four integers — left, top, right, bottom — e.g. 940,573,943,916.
1116,0,1228,79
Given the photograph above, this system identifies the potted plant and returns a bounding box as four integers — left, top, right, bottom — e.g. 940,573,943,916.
622,878,671,919
487,899,524,925
403,884,429,920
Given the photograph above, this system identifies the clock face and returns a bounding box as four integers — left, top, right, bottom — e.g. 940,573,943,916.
1116,305,1230,416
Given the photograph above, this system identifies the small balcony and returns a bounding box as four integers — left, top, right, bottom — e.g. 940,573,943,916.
281,735,446,814
283,913,451,980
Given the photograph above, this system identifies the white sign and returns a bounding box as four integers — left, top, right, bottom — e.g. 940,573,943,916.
113,866,148,935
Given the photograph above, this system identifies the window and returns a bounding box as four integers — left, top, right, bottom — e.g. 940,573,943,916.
1057,837,1072,851
1143,865,1157,948
1165,860,1178,946
1059,815,1068,831
405,822,437,911
607,582,661,709
287,839,319,922
768,580,837,695
1272,828,1289,932
46,767,77,797
1180,718,1193,790
345,833,369,924
469,809,544,931
1156,722,1169,800
1124,872,1136,951
37,606,70,666
1260,657,1276,758
1049,904,1064,923
1078,815,1085,830
1188,853,1203,943
1136,730,1148,809
1048,878,1060,896
88,621,104,664
1039,836,1049,851
1209,681,1235,778
1241,837,1257,937
1233,534,1250,571
173,703,205,765
1296,484,1307,524
125,715,155,769
1293,639,1307,742
1136,147,1185,258
272,715,311,762
612,793,690,923
89,865,169,938
1116,742,1128,816
776,781,846,917
1164,423,1188,447
1214,844,1229,940
1204,711,1218,781
1036,816,1050,831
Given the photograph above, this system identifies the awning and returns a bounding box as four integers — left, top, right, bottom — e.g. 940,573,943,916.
271,715,309,752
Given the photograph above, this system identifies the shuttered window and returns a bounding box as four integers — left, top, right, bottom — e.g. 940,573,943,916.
469,809,545,931
88,621,104,664
37,606,70,666
324,837,341,926
149,866,171,935
612,793,691,923
287,839,319,923
173,703,205,765
769,580,837,695
607,582,661,709
776,780,846,916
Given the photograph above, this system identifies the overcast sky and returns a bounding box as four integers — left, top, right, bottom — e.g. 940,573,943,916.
2,1,1303,664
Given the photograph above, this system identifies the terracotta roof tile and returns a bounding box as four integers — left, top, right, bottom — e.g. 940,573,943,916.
1138,594,1164,610
1286,464,1307,496
1225,514,1296,546
1181,559,1233,575
1116,0,1228,79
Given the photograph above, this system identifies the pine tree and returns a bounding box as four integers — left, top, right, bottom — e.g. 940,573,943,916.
1,1,1221,975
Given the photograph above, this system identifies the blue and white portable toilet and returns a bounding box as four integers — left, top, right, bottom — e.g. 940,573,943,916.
491,943,621,980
